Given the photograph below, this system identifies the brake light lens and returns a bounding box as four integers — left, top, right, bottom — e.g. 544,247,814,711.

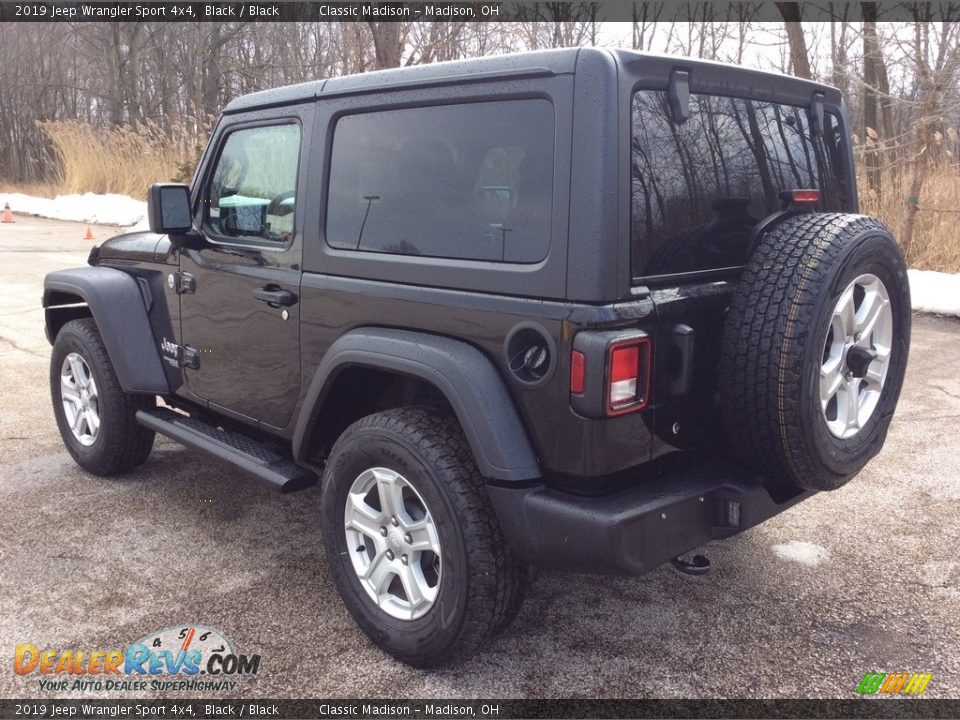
610,346,639,403
791,189,820,203
606,338,651,415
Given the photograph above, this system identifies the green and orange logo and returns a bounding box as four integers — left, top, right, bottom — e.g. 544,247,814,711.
856,672,933,696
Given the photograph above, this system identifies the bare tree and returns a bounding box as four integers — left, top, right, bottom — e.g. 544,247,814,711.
861,4,892,195
516,2,600,49
829,6,852,94
776,2,813,79
367,20,404,69
900,14,960,253
631,2,665,51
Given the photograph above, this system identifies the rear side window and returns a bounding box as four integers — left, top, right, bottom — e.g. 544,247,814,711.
206,123,301,244
326,99,555,263
630,90,848,278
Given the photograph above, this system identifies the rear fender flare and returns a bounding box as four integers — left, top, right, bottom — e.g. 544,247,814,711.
293,328,541,482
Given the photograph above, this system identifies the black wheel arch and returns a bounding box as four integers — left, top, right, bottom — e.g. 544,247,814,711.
293,328,541,483
43,267,170,394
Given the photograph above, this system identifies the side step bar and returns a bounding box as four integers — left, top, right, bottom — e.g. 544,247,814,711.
136,407,317,493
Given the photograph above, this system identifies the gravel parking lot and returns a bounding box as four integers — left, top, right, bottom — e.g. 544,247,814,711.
1,215,959,700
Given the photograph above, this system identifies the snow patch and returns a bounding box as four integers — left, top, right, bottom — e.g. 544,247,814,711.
908,269,960,317
0,191,146,227
771,541,830,566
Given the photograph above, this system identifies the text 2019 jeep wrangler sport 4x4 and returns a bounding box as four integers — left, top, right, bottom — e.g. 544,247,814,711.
44,48,910,667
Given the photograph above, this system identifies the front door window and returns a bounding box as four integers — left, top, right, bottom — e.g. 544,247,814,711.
206,124,301,244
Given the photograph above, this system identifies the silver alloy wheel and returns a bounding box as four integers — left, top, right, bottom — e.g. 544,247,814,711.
60,352,100,446
819,273,893,439
344,467,442,620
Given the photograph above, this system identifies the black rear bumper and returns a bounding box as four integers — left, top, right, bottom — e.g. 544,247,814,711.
487,462,814,575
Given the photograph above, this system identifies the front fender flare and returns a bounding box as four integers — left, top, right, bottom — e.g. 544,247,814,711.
44,267,170,394
293,328,541,482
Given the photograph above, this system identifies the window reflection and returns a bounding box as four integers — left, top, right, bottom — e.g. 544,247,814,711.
631,91,847,277
326,100,555,264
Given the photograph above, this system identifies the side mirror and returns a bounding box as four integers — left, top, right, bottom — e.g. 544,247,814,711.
148,183,206,250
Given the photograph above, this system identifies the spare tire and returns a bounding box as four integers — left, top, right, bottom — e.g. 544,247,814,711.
718,213,911,491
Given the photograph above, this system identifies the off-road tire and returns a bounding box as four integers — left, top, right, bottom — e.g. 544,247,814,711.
51,318,155,475
321,406,523,667
718,214,910,491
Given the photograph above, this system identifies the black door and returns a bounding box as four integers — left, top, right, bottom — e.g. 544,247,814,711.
179,119,306,429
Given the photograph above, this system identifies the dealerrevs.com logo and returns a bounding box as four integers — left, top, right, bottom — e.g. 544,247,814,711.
856,672,933,696
14,625,260,693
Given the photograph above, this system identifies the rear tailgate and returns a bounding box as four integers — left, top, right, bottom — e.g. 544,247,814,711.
618,53,856,460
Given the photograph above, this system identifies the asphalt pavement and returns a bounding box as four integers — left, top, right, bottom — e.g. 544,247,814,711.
1,215,958,700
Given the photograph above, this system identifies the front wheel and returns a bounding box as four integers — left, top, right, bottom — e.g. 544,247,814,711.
50,318,155,475
320,407,523,667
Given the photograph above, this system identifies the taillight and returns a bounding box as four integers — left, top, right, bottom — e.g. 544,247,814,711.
605,338,651,416
569,330,652,419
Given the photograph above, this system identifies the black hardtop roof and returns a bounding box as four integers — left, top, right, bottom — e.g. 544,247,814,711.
223,47,581,113
223,46,839,114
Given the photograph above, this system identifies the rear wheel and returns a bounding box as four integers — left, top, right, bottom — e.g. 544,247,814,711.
718,214,911,491
321,407,523,667
51,319,155,475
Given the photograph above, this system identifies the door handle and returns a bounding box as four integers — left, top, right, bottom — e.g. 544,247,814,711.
253,286,297,307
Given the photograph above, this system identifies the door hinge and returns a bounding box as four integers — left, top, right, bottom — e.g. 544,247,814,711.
171,271,196,294
178,345,200,369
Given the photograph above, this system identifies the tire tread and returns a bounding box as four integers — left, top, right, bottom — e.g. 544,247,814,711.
52,318,155,475
324,406,523,666
718,213,907,489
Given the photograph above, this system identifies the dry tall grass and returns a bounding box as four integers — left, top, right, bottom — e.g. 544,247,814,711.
0,180,57,197
857,148,960,274
39,119,210,200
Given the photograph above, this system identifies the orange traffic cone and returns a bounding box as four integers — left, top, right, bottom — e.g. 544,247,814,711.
1,203,13,223
84,226,94,240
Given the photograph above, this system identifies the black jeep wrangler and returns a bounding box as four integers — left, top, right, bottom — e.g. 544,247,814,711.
43,49,910,667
